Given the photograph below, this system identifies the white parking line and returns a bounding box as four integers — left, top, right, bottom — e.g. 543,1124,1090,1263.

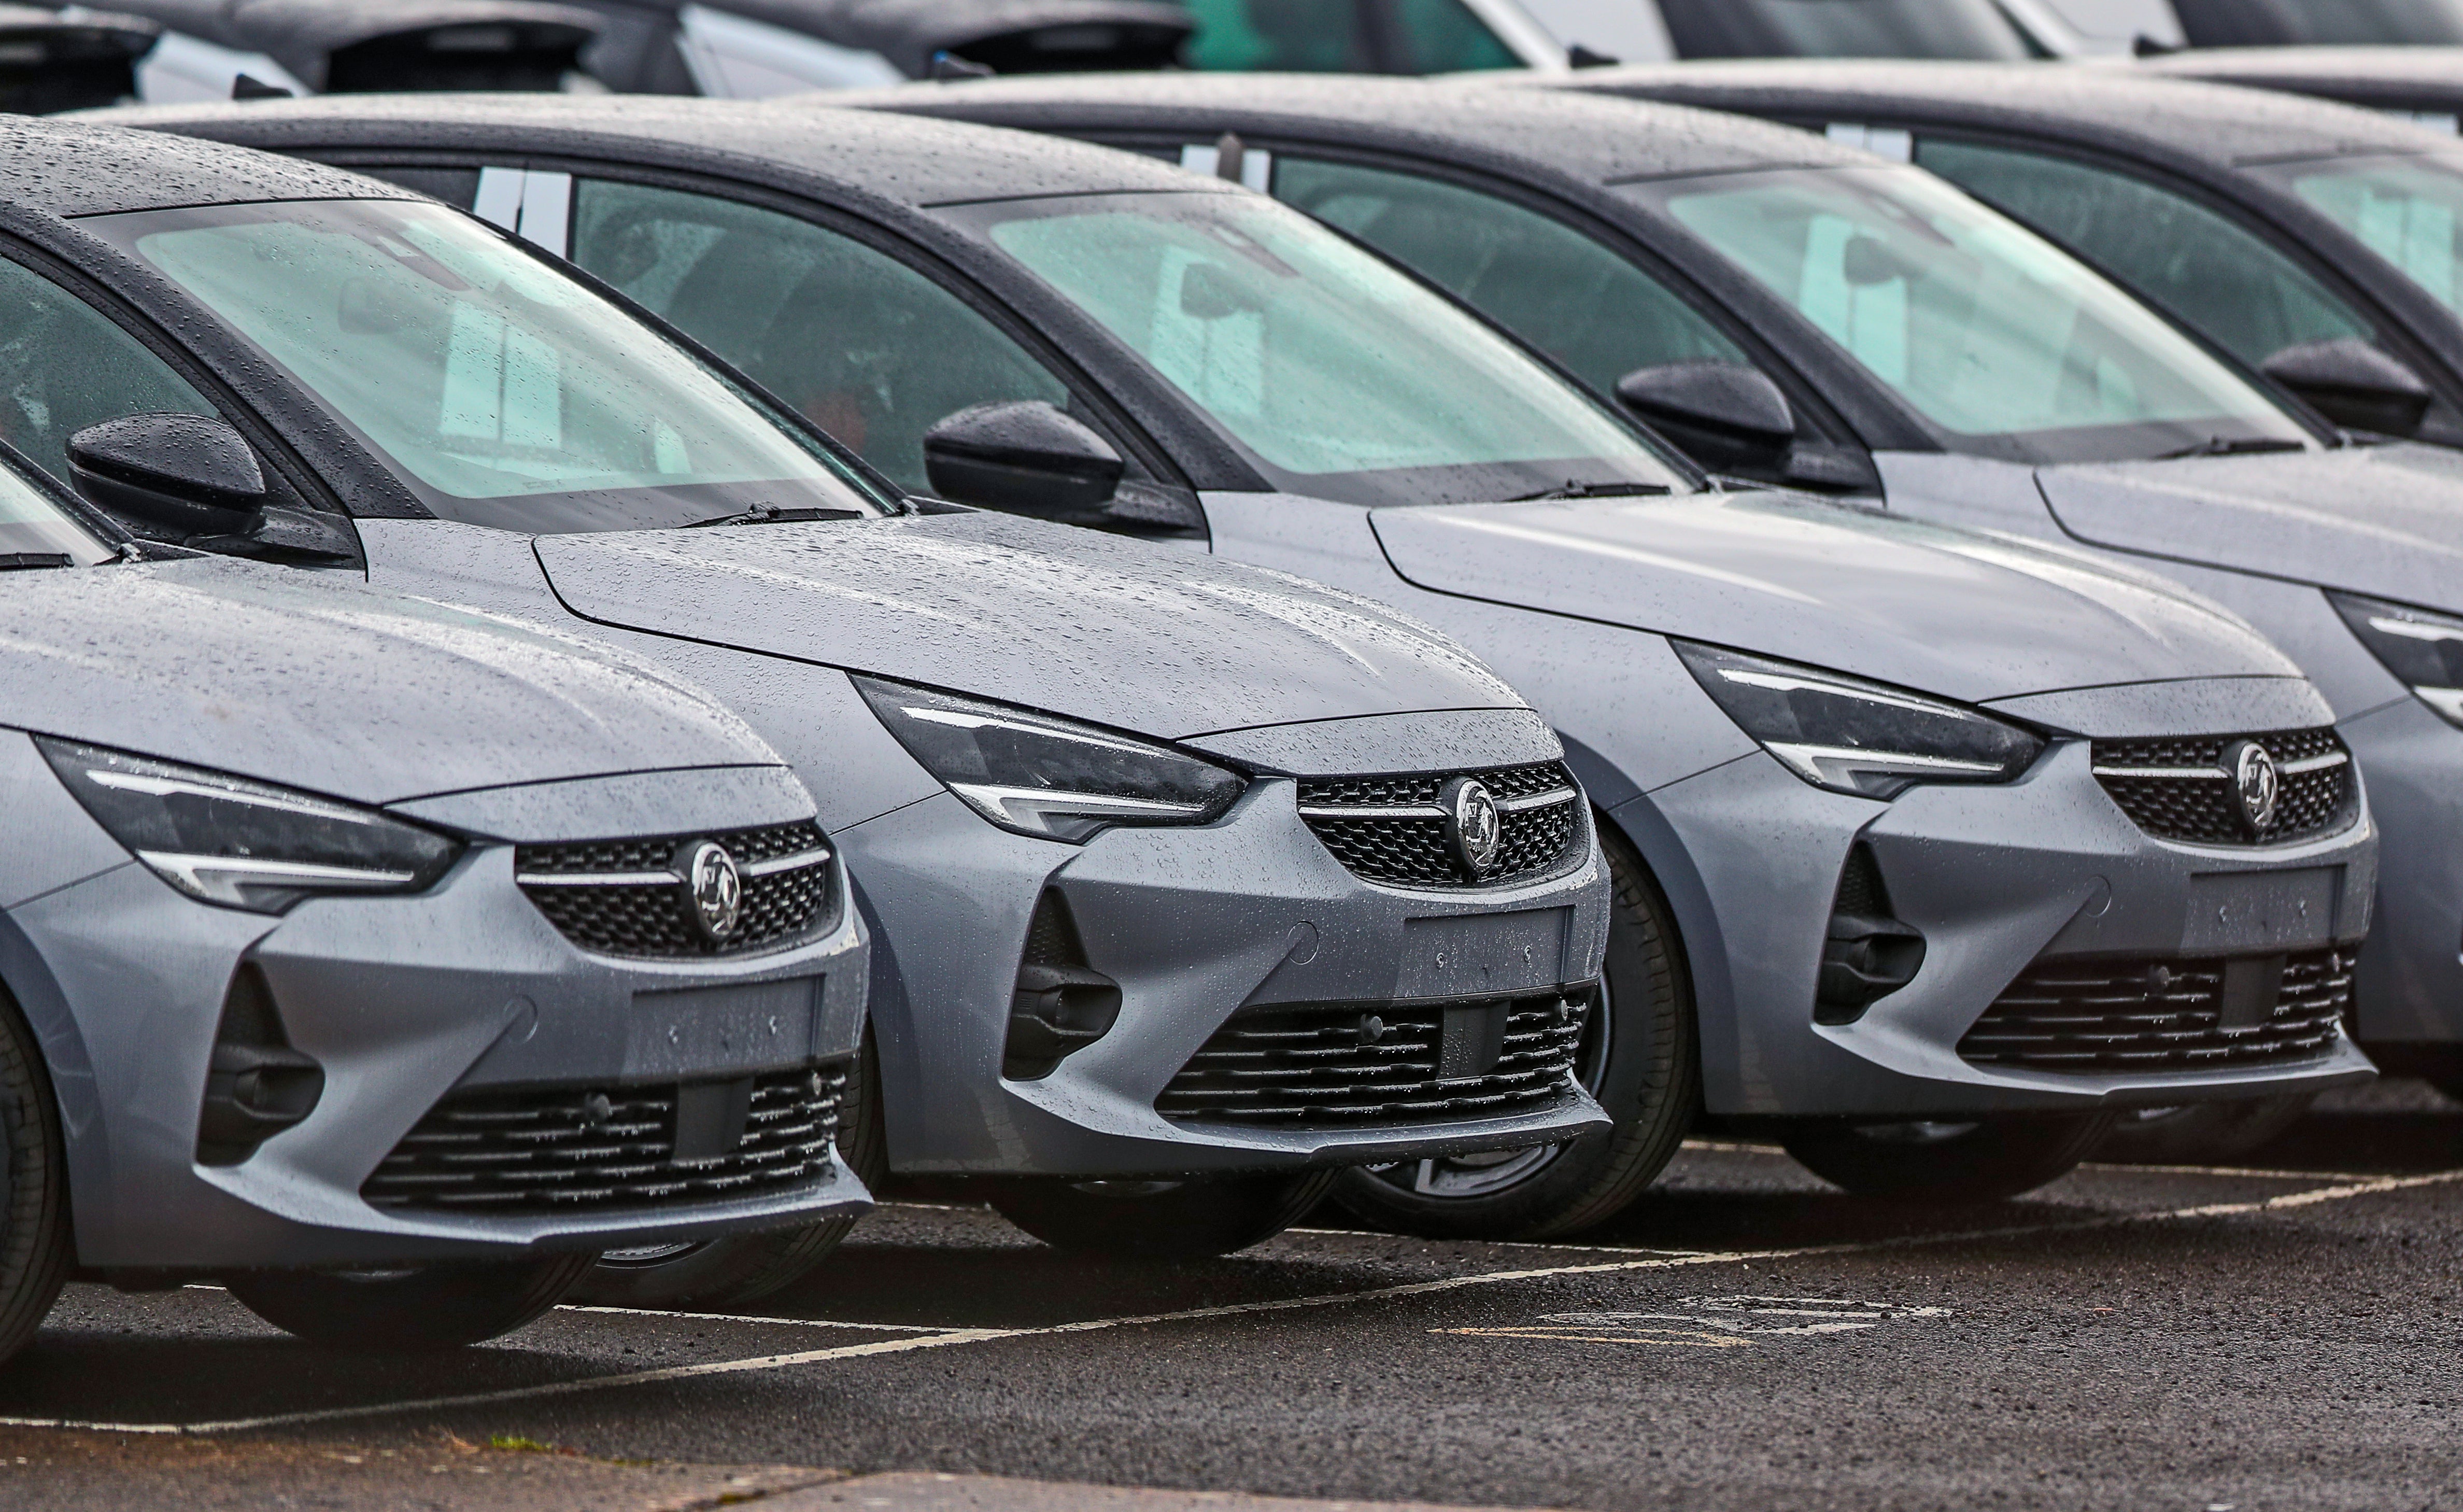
8,1165,2452,1438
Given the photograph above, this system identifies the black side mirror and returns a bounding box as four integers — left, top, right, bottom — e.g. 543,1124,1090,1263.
923,401,1126,522
68,412,264,535
1616,361,1796,467
67,413,357,563
2261,338,2433,438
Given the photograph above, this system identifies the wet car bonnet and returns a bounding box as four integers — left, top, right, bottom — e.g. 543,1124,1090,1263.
1371,489,2303,705
0,554,782,806
537,508,1523,739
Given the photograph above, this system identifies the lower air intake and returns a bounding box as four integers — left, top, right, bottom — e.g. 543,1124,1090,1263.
1156,988,1590,1128
1958,948,2351,1072
362,1062,845,1213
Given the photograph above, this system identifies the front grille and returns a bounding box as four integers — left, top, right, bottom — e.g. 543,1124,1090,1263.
1156,988,1590,1127
1957,947,2352,1072
361,1062,845,1213
1297,761,1583,888
2092,728,2356,846
516,819,836,958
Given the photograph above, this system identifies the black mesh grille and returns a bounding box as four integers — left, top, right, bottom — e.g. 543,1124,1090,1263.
1958,948,2352,1072
2092,729,2355,846
1297,761,1583,888
1156,989,1590,1127
517,820,835,959
361,1062,845,1213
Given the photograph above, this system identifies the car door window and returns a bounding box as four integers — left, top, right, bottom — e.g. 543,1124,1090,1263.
569,178,1073,494
0,255,218,487
1275,158,1752,397
1916,138,2388,375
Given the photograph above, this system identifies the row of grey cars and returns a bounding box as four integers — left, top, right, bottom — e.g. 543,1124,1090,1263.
0,48,2444,1363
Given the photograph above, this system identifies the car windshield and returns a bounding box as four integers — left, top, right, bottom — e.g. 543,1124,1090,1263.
78,199,889,534
1657,0,2032,59
0,450,114,565
940,191,1691,507
2250,153,2463,320
1628,165,2307,464
2175,0,2463,45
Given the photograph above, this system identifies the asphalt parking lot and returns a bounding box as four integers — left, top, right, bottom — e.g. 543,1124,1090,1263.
3,1082,2455,1512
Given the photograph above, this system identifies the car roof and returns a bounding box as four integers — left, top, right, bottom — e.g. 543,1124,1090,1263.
837,72,1871,187
597,0,1192,76
1545,59,2443,169
81,93,1222,209
0,115,392,220
2139,45,2463,104
104,0,601,85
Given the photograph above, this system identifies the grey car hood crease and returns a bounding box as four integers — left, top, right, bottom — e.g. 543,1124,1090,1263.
4,555,788,807
1371,490,2304,709
533,509,1528,740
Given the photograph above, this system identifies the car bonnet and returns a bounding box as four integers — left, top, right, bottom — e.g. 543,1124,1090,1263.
4,554,785,807
2038,443,2463,616
1370,488,2300,705
531,509,1525,740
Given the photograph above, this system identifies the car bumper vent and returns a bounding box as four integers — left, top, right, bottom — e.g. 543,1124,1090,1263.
1297,761,1584,888
1156,988,1591,1127
1957,947,2351,1072
515,819,837,959
361,1061,845,1214
2091,728,2356,845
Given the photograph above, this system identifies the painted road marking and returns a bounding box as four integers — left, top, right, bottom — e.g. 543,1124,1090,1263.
1437,1295,1952,1350
9,1167,2455,1436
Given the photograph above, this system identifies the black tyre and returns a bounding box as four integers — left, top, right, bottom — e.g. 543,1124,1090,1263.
0,987,69,1368
2089,1094,2316,1165
227,1253,593,1350
573,1034,887,1310
1328,822,1698,1240
986,1169,1337,1259
1780,1111,2120,1202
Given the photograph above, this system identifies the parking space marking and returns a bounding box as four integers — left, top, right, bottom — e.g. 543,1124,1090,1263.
21,1166,2459,1437
557,1305,947,1332
1437,1295,1952,1350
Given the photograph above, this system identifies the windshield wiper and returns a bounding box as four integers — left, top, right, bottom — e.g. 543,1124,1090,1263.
0,553,73,570
2153,436,2308,460
1510,482,1677,501
682,506,867,529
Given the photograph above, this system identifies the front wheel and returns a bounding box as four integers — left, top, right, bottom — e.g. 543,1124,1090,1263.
1328,822,1698,1240
0,987,69,1368
986,1169,1336,1259
1779,1112,2119,1202
227,1254,593,1350
574,1035,887,1309
2090,1094,2315,1165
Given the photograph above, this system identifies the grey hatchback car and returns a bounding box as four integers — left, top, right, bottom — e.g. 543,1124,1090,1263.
0,435,870,1362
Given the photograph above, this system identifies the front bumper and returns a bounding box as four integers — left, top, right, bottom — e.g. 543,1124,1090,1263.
845,781,1614,1177
1642,740,2379,1118
8,762,871,1271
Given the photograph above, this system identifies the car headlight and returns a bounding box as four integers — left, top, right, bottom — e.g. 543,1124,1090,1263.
2329,589,2463,727
853,677,1245,843
1675,642,2046,799
38,738,462,913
